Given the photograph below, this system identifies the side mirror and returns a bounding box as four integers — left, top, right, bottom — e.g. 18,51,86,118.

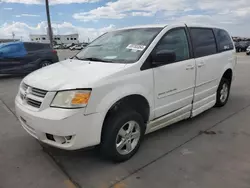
152,50,176,66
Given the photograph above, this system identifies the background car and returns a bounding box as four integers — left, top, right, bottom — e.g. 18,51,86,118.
0,42,59,74
65,43,75,49
246,46,250,55
237,41,250,52
70,44,83,50
53,45,60,49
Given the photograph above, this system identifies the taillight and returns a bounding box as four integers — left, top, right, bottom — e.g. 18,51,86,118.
52,50,57,54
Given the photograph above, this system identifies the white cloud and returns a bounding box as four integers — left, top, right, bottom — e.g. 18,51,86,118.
0,21,115,42
131,12,154,17
3,7,13,10
71,0,250,37
73,0,188,21
1,0,99,4
16,14,41,17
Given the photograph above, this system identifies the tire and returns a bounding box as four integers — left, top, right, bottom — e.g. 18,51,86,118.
215,77,231,107
100,109,145,162
39,60,52,68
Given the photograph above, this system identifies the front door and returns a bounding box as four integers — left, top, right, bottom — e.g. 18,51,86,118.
153,28,196,119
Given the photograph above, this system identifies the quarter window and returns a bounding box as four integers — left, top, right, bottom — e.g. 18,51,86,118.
214,29,234,52
155,28,190,62
190,28,217,58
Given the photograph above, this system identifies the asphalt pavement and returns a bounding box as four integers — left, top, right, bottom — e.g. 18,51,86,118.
0,52,250,188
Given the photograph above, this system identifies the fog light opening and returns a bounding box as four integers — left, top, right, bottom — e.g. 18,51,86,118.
46,133,55,141
46,134,73,144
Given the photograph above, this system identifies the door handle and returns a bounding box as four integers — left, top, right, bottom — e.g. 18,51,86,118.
197,62,205,68
186,65,194,70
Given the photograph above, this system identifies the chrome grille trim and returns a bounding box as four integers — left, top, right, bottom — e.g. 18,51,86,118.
31,87,47,98
20,82,48,109
22,83,47,98
26,98,42,108
22,83,28,91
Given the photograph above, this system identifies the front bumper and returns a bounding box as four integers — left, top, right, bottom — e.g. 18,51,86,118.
15,97,104,150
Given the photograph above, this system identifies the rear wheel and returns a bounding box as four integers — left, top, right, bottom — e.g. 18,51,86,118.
40,60,52,68
100,109,145,162
215,77,230,107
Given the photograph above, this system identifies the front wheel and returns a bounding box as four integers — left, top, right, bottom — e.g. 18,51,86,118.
100,110,145,162
215,78,230,107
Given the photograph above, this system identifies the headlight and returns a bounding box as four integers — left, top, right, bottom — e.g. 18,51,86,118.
51,90,91,108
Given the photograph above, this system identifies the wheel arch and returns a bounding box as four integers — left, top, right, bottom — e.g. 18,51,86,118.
100,94,151,142
222,68,233,85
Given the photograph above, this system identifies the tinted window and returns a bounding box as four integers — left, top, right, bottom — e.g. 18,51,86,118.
24,43,51,51
191,28,217,58
214,29,234,52
0,44,21,54
155,28,190,62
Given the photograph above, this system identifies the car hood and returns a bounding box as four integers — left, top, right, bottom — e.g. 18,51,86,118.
23,59,126,91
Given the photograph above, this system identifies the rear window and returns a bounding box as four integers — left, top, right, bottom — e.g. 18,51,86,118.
214,29,234,52
190,28,217,58
24,43,51,51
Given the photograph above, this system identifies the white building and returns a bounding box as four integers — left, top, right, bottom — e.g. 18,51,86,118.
30,34,79,45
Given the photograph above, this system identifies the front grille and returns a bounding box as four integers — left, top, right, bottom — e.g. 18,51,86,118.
26,98,42,108
31,87,47,98
20,83,48,109
22,83,47,98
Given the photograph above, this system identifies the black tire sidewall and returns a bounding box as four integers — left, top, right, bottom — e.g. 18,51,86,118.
101,110,145,162
39,61,51,68
215,78,230,107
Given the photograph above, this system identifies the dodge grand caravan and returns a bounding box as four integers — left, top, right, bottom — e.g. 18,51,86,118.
15,23,236,162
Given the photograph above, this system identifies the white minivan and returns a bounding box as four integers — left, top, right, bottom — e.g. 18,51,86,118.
15,23,236,162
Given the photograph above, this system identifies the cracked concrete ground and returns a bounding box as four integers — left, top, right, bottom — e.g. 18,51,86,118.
0,52,250,188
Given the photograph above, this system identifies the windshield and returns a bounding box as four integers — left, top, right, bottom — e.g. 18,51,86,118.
75,28,162,63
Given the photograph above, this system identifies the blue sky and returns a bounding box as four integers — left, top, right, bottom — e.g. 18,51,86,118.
0,1,160,28
0,0,250,41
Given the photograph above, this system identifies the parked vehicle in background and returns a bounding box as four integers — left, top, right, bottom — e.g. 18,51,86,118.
75,45,84,50
82,42,89,48
0,42,59,74
53,45,60,49
65,43,75,49
16,24,236,162
70,45,77,50
237,41,250,52
234,42,240,52
70,44,82,50
246,46,250,55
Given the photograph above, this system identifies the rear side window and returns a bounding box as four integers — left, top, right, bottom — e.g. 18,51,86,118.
24,43,51,51
0,44,21,54
190,28,217,58
214,29,234,52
